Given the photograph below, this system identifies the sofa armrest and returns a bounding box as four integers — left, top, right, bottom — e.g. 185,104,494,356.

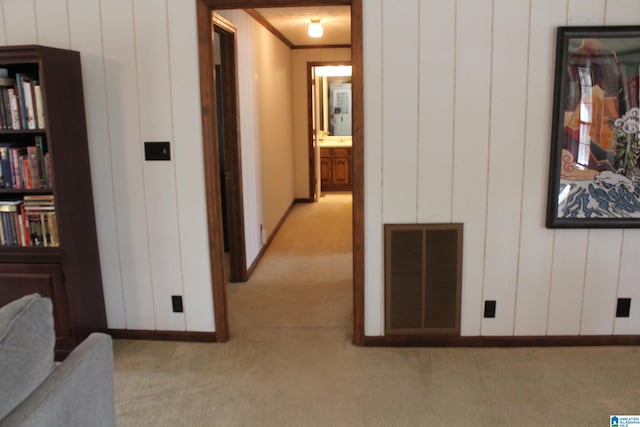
0,333,116,427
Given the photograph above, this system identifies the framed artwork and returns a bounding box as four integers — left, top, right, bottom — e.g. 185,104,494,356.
547,26,640,228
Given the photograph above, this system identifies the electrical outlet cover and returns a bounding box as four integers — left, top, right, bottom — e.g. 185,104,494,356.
484,300,496,318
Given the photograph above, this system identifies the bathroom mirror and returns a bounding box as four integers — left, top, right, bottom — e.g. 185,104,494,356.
315,66,352,137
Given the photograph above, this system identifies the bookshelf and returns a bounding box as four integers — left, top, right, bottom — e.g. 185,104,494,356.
0,45,106,359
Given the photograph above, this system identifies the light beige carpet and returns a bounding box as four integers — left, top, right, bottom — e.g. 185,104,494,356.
113,193,640,426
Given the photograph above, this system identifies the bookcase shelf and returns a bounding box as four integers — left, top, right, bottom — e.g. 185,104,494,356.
0,129,45,135
0,45,106,359
0,188,52,194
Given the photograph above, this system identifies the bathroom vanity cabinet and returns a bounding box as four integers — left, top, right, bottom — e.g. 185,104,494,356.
320,147,351,191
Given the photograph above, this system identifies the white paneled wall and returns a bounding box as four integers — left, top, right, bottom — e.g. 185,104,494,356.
167,0,214,332
34,0,70,47
481,0,530,336
608,0,640,339
514,0,565,336
3,1,37,44
364,0,640,336
417,0,455,224
133,0,185,331
452,0,493,336
4,0,639,337
67,0,125,329
100,0,156,330
0,0,214,332
381,0,419,223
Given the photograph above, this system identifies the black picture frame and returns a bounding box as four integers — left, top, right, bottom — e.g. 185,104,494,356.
547,26,640,228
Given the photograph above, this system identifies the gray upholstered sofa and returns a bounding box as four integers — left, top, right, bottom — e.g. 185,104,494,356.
0,294,116,427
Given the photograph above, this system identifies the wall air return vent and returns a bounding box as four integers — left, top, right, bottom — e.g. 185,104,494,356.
384,224,463,335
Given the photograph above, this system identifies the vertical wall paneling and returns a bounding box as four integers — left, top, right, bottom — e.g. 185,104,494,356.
547,232,589,335
381,0,419,223
573,0,613,335
607,0,640,337
67,0,126,329
452,0,493,336
546,0,605,336
363,0,384,335
133,0,185,331
514,0,566,336
545,0,592,336
2,0,36,44
0,4,6,44
481,0,530,336
34,0,70,48
100,0,155,329
567,0,606,25
581,230,622,334
615,231,640,334
1,0,635,337
577,0,639,336
605,0,640,22
416,0,455,223
167,0,214,331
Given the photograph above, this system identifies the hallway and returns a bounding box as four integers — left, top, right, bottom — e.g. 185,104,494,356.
227,192,353,338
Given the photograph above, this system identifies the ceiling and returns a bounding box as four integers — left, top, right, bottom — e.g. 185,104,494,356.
252,6,351,47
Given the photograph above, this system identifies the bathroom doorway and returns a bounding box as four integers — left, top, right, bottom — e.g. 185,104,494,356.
308,63,353,201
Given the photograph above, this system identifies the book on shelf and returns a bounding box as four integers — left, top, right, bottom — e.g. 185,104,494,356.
0,76,16,131
0,200,22,246
0,72,44,131
0,139,49,190
0,196,58,247
33,82,45,129
0,146,11,188
34,136,47,188
14,73,27,129
26,146,40,188
22,195,57,247
21,75,36,130
10,147,25,189
7,88,20,129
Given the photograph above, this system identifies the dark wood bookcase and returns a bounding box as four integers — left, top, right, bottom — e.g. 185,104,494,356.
0,45,106,359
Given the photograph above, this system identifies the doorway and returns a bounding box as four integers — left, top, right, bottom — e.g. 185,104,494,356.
213,17,247,285
308,62,353,200
196,0,364,345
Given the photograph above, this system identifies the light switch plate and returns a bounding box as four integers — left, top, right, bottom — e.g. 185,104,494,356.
144,141,171,161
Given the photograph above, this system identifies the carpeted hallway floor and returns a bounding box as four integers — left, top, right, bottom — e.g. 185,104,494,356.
113,193,640,426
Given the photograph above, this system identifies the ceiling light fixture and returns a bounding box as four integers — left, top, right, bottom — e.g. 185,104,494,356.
308,19,323,38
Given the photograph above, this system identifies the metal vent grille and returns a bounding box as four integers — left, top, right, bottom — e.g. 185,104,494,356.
385,224,462,335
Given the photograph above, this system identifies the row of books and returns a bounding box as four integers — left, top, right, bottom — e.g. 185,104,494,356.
0,137,51,189
0,195,58,247
0,71,45,130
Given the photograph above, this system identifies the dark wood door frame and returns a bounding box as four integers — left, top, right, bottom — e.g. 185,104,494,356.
212,14,248,285
196,0,364,345
307,61,352,202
